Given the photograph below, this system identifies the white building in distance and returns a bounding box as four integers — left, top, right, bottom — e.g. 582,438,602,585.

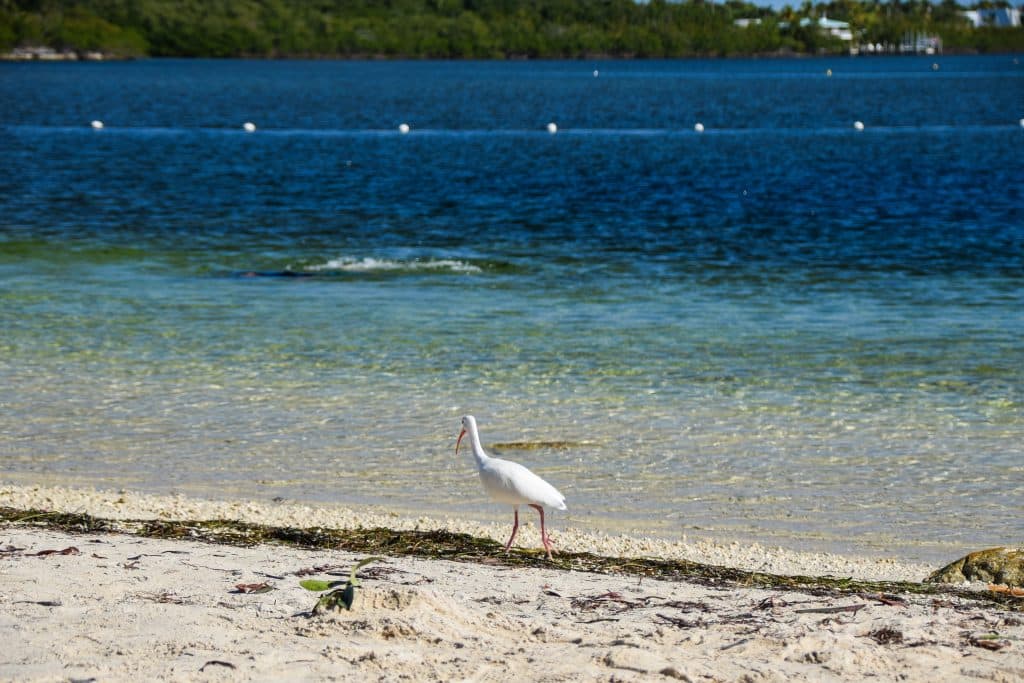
961,7,1022,27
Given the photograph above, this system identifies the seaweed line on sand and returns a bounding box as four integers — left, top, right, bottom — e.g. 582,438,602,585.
1,505,1018,612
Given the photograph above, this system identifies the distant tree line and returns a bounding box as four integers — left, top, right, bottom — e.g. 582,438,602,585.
0,0,1021,58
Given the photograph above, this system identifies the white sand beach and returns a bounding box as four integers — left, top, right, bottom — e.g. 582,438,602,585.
2,485,1022,682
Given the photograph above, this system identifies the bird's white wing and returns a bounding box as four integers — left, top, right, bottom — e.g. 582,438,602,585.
480,458,566,510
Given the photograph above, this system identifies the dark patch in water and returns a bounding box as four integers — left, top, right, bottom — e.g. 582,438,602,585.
491,441,593,451
236,270,315,279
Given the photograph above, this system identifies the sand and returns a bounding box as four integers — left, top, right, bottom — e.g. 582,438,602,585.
2,485,1022,682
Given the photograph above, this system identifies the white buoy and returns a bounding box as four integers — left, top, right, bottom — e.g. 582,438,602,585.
853,121,865,131
90,120,103,130
694,122,705,133
932,63,939,71
593,69,599,77
398,123,410,134
1019,118,1024,128
243,122,256,132
547,122,558,134
826,68,832,77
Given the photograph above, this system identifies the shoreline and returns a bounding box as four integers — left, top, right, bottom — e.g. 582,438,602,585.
3,490,1022,681
2,484,936,583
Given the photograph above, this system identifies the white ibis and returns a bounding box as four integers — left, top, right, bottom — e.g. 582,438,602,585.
456,415,566,559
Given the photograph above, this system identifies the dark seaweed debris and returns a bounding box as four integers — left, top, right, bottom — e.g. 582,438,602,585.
1,506,1019,612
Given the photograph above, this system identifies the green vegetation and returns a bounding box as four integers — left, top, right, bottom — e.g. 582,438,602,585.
0,0,1021,59
300,556,383,613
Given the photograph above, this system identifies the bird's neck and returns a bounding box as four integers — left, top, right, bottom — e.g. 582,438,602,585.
468,426,490,467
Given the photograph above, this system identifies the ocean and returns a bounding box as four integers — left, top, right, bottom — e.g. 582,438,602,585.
1,56,1022,563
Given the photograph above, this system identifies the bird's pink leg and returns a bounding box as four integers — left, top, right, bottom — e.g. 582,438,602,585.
504,506,520,553
530,504,555,559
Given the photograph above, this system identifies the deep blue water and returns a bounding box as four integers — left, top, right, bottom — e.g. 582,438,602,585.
1,57,1022,562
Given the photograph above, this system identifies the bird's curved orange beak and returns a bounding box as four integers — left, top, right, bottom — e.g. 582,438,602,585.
456,428,466,455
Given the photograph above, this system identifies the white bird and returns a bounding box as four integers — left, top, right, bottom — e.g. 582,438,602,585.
456,415,566,559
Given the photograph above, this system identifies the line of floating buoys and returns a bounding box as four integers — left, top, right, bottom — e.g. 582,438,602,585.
81,117,1024,134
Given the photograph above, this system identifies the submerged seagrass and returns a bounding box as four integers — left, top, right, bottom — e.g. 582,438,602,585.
1,506,1021,612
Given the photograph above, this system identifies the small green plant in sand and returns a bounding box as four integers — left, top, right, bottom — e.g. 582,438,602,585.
300,556,382,613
